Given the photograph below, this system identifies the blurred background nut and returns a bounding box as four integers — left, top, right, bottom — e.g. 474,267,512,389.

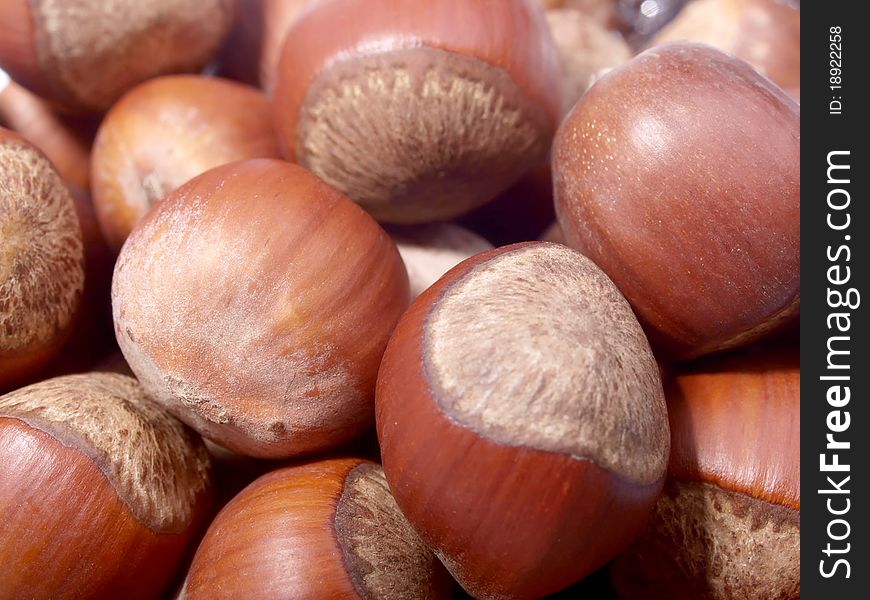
389,223,493,299
545,8,632,115
541,0,690,46
540,0,621,29
0,71,92,190
616,0,688,46
651,0,800,91
91,75,280,252
0,0,236,113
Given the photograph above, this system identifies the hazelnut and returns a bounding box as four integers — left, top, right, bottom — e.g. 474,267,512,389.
113,159,409,458
273,0,562,223
91,75,281,251
611,343,800,599
1,128,84,390
0,0,236,112
377,242,669,598
553,43,799,359
183,458,451,599
0,372,213,598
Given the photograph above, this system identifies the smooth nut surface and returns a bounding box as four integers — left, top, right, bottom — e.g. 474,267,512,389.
91,75,280,251
0,372,212,599
554,42,800,359
377,242,669,598
185,458,450,599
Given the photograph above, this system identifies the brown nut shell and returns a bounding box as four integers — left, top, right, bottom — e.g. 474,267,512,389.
0,372,213,599
32,183,117,381
553,42,800,360
0,77,91,189
651,0,800,90
377,242,669,599
184,458,451,599
668,344,800,506
91,75,281,251
611,344,800,600
1,128,84,390
113,159,409,458
273,0,561,223
0,0,236,113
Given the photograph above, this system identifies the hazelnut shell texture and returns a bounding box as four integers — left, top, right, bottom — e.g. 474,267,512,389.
112,159,409,458
0,372,213,599
377,241,670,599
1,128,84,390
0,0,236,112
184,458,451,599
553,42,800,359
611,344,800,600
273,0,562,223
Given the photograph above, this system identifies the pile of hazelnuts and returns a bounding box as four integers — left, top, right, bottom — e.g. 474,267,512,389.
0,0,799,598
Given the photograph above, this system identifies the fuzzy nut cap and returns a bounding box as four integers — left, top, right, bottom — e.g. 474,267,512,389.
1,128,84,388
184,458,450,599
274,0,562,223
0,0,236,112
0,372,212,598
377,242,670,598
611,344,800,600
